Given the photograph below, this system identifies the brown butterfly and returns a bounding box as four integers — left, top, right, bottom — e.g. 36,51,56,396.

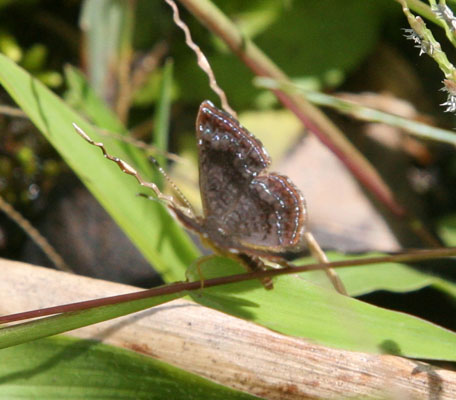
74,101,344,292
170,101,307,274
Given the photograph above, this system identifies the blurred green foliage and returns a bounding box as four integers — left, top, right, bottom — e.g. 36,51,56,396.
93,0,399,110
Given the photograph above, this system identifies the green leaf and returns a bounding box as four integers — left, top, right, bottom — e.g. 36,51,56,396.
80,0,134,99
189,257,456,361
21,44,47,71
0,336,258,399
64,64,125,132
63,65,153,175
254,0,392,79
153,59,173,187
0,53,200,282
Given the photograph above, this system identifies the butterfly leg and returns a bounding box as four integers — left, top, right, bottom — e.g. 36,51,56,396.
236,254,274,290
186,255,218,290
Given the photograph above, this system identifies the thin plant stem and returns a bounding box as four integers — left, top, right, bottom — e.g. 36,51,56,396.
0,195,71,273
165,0,236,116
1,246,455,325
255,77,456,147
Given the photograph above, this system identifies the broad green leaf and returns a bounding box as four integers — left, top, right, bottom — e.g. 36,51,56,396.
0,336,258,399
189,257,456,361
0,292,182,349
255,0,392,78
0,54,200,282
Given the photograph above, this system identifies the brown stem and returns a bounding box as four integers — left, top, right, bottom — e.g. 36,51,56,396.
1,246,455,325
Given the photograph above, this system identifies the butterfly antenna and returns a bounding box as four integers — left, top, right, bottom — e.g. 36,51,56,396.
72,123,195,219
148,156,196,215
96,127,187,164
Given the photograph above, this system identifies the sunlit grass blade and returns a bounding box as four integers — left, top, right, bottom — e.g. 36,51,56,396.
64,64,125,132
153,59,174,165
79,0,133,101
0,54,200,282
153,59,174,187
255,77,456,146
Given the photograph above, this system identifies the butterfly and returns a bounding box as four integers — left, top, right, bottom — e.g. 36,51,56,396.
74,100,335,291
170,101,308,268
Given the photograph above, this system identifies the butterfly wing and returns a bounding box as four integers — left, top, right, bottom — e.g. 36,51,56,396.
196,101,307,255
196,100,270,217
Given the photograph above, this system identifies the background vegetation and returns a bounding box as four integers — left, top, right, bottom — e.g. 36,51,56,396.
0,0,456,398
